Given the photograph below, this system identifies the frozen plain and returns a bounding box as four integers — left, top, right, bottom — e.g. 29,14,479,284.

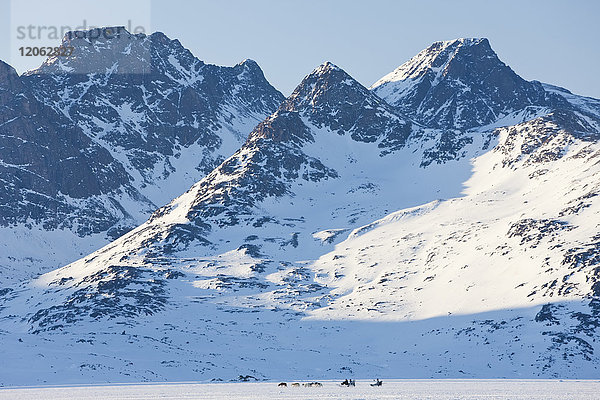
0,380,598,400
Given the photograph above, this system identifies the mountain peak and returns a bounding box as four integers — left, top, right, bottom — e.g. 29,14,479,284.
289,61,347,90
24,26,151,75
314,61,342,73
429,37,490,50
60,26,142,46
372,37,495,87
371,38,558,129
443,37,489,46
235,58,263,75
25,27,205,77
64,25,127,36
239,58,259,67
434,37,494,59
285,62,361,108
268,62,413,149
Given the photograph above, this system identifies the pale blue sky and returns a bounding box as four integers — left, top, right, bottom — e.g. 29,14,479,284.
1,0,599,98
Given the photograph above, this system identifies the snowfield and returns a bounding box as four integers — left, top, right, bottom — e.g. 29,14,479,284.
0,380,597,400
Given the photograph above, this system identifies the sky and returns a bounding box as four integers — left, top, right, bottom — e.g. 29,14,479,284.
1,0,599,98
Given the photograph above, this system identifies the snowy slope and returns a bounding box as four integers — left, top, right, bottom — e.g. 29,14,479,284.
1,38,600,384
312,110,600,319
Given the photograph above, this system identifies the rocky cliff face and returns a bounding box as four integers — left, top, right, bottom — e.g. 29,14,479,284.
0,59,145,235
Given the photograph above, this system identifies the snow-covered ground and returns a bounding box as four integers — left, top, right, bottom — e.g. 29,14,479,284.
0,380,597,400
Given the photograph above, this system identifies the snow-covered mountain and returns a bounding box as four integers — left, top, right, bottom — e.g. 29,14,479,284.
0,37,599,384
0,27,283,284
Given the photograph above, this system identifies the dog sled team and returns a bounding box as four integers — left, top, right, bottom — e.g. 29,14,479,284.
278,378,382,387
277,382,322,387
